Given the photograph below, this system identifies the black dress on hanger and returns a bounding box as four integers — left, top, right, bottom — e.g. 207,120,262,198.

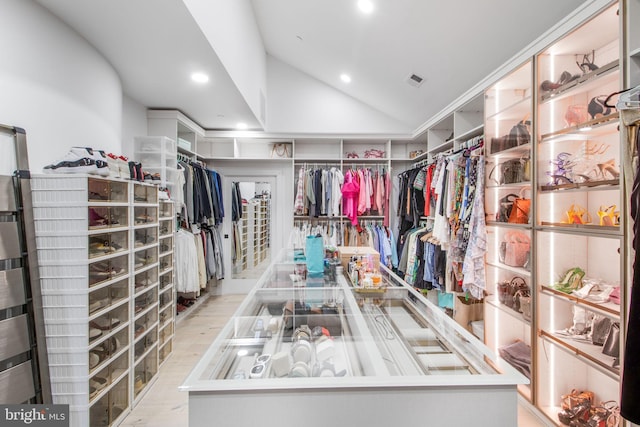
621,125,640,422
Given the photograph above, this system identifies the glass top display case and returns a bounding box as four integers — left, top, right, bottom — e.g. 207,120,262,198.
181,250,526,427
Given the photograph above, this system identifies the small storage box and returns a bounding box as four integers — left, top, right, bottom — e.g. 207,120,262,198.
337,246,380,271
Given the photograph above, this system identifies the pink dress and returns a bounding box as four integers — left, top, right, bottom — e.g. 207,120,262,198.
341,170,360,225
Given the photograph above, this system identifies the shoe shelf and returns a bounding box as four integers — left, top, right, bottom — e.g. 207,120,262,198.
539,285,620,317
486,181,531,190
485,297,531,324
133,348,158,401
89,373,129,426
134,329,158,362
539,179,619,192
485,260,532,277
539,60,619,104
539,112,619,142
539,331,619,376
32,176,169,427
89,351,128,403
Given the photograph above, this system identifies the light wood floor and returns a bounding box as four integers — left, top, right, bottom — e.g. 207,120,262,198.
119,293,553,427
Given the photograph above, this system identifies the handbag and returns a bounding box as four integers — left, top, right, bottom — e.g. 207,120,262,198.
270,143,291,158
512,288,531,313
591,315,612,346
499,231,531,268
519,294,532,321
508,187,531,224
602,321,620,358
497,276,527,308
561,389,595,411
489,159,522,185
496,193,519,222
490,120,531,154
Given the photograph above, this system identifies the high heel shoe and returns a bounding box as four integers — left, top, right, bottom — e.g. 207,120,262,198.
563,205,592,225
597,159,620,180
597,205,617,227
554,267,586,294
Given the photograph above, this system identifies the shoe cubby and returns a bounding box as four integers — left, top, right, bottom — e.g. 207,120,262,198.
134,309,157,341
89,303,128,344
133,206,158,225
159,200,173,218
159,304,172,327
159,253,172,273
159,289,172,311
88,178,128,203
159,219,172,236
133,326,157,362
89,326,128,374
90,350,128,402
89,231,128,258
89,278,129,315
133,182,158,204
88,206,129,230
134,268,158,295
159,236,172,255
133,349,158,400
134,227,157,248
33,176,168,426
89,254,129,287
159,340,172,365
159,322,173,347
89,374,129,427
134,247,158,271
159,270,172,291
134,287,157,317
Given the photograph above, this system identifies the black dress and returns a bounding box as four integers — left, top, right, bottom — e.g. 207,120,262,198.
622,125,640,422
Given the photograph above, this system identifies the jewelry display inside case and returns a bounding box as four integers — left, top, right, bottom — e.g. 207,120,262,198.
181,251,526,427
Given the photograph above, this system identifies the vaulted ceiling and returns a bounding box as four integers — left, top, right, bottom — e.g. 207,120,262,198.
36,0,588,134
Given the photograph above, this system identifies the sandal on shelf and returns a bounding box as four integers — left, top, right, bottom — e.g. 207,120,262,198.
540,70,580,92
576,51,599,74
563,204,592,225
597,205,618,226
554,267,586,294
597,159,620,180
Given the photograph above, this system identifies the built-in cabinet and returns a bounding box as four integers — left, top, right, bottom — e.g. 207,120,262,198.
31,176,168,427
535,4,623,424
483,3,628,425
483,60,534,401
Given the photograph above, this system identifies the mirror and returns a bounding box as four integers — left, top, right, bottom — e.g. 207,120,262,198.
231,181,271,279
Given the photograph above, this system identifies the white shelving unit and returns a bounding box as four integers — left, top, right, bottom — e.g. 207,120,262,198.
157,201,175,366
31,175,167,427
133,136,178,192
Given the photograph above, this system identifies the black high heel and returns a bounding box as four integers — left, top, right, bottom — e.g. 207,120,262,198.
576,51,599,74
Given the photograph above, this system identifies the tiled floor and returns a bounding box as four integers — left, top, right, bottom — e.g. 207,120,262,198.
120,294,553,427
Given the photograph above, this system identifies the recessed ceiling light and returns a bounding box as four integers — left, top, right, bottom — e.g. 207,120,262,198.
340,74,352,83
191,72,209,83
357,0,374,14
236,122,248,130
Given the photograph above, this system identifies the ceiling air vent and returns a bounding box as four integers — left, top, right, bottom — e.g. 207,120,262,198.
406,73,424,87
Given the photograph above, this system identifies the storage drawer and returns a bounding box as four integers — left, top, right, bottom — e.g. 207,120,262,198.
0,268,25,310
0,361,35,403
0,176,16,212
0,222,21,259
0,314,30,361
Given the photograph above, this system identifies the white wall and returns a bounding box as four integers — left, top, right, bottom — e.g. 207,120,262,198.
266,56,413,134
0,0,123,173
183,0,267,128
121,95,148,159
